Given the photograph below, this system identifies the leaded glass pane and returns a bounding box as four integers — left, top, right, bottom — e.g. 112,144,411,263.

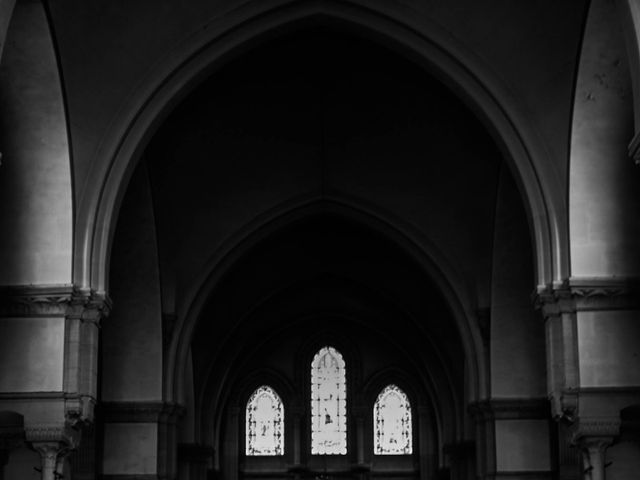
246,385,284,456
311,346,347,455
374,384,412,455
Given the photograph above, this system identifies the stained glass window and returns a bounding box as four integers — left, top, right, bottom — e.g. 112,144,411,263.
374,384,412,455
311,346,347,455
246,385,284,456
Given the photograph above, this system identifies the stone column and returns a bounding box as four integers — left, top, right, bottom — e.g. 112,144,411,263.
32,442,68,480
0,287,109,480
571,417,619,480
577,438,612,480
27,421,80,480
536,281,640,480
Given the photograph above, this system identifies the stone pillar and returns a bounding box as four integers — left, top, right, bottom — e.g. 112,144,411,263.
577,438,612,480
571,417,619,480
536,281,640,480
0,287,110,480
32,442,69,480
26,422,80,480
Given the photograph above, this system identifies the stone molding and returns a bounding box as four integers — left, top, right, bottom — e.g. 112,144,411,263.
468,398,550,420
570,416,621,444
25,421,80,449
534,277,640,316
0,284,112,319
101,401,185,424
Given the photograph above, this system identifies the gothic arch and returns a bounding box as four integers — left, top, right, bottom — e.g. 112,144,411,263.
174,198,476,449
78,0,562,300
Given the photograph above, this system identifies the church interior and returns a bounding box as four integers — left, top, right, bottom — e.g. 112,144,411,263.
0,1,639,479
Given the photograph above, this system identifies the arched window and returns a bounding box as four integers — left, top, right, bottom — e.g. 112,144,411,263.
246,385,284,456
311,346,347,455
374,384,412,455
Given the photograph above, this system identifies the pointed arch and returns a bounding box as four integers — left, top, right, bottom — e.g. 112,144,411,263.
374,384,413,455
245,385,284,456
311,346,347,455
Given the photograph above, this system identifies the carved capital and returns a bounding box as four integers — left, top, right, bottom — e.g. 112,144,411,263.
534,278,640,317
533,283,575,319
569,277,640,311
32,441,73,480
25,421,80,450
0,285,112,321
571,416,621,445
572,431,615,480
66,288,112,324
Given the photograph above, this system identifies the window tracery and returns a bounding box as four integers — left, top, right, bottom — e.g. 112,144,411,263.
374,384,412,455
311,346,347,455
246,385,284,456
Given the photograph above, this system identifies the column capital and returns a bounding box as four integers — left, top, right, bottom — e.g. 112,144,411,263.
533,277,640,316
570,416,621,446
533,283,575,319
25,421,80,449
0,284,112,321
31,441,73,480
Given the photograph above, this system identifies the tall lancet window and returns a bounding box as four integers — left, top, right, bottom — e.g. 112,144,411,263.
311,346,347,454
374,384,412,455
246,385,284,456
